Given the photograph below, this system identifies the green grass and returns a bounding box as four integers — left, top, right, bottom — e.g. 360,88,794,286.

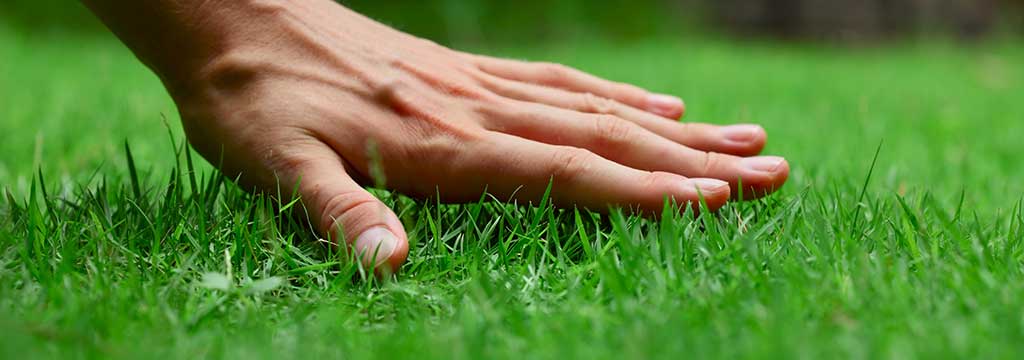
3,25,1024,359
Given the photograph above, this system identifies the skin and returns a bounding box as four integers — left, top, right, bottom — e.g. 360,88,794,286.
80,0,790,273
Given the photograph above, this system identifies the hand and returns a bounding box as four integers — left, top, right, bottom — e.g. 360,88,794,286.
154,1,789,272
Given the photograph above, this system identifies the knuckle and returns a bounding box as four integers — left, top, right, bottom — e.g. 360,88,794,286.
641,171,676,195
250,1,289,16
580,93,617,115
404,132,469,160
444,81,489,100
393,58,488,100
592,115,636,149
472,87,506,107
373,79,411,108
384,55,407,70
374,82,484,141
397,129,485,185
538,62,572,84
551,148,596,184
698,151,723,175
469,95,512,125
198,52,264,96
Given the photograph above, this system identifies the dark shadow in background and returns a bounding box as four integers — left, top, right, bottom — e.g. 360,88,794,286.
712,0,1018,41
2,0,1021,43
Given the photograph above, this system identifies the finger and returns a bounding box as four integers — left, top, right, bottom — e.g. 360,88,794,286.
469,54,686,119
474,72,766,156
461,132,732,213
483,102,789,199
289,145,409,273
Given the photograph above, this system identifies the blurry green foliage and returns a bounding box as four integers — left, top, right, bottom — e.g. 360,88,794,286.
0,1,103,32
0,0,698,44
341,0,697,44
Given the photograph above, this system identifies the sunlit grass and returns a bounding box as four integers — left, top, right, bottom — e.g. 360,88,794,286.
2,28,1024,358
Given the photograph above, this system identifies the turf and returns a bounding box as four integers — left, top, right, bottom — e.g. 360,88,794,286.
2,26,1024,359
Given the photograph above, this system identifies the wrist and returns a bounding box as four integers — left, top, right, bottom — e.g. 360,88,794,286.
83,0,310,94
146,1,287,94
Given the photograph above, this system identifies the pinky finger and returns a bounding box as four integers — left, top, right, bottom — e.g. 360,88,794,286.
469,54,686,119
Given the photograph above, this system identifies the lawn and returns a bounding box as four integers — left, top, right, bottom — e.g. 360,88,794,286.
2,25,1024,359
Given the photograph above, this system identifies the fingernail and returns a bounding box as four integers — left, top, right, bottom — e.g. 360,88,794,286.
742,156,786,173
354,227,398,268
646,94,684,117
690,178,729,193
720,124,764,143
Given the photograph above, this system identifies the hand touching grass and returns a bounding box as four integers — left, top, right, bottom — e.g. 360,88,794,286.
82,0,789,273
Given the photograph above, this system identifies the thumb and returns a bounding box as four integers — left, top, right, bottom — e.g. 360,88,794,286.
289,147,409,273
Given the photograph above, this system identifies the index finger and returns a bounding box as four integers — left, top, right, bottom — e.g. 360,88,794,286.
460,132,731,213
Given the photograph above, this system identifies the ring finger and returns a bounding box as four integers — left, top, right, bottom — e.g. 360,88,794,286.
474,72,767,157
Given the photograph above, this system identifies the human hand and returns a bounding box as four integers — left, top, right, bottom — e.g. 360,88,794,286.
151,1,789,272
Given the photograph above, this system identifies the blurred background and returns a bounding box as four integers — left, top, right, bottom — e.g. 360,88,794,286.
3,0,1023,43
2,0,1022,207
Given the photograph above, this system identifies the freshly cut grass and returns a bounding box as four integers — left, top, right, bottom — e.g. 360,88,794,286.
2,27,1024,358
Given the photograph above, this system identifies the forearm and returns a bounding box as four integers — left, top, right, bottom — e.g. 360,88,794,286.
83,1,351,89
81,1,233,86
81,0,396,97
